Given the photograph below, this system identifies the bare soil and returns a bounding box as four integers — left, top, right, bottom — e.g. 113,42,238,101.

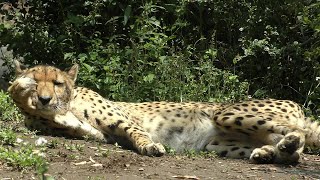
0,134,320,180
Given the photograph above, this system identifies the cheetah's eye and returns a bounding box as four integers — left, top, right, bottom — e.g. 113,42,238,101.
53,80,64,86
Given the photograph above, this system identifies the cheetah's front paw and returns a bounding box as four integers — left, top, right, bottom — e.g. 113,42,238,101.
141,143,166,157
250,145,275,164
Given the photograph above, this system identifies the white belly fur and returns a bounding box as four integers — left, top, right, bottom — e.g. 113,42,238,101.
144,115,217,152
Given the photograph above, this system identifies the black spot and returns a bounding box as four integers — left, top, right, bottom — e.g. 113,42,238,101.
213,116,218,121
108,112,113,116
224,112,235,116
267,129,275,133
95,118,101,125
235,120,242,126
245,114,255,118
257,120,266,125
276,102,282,105
98,100,103,103
90,98,94,101
84,110,89,119
124,126,130,132
168,126,184,136
235,117,244,121
231,147,240,151
102,106,106,109
166,110,171,113
107,105,111,108
201,111,210,117
226,144,236,146
237,129,250,136
239,151,246,156
211,141,219,145
175,114,181,117
220,151,228,157
157,123,164,131
252,108,258,112
92,110,96,114
233,107,241,111
258,104,265,107
99,110,102,114
265,108,272,111
281,108,287,112
242,104,249,107
288,103,295,108
221,117,229,121
252,125,258,130
108,120,124,131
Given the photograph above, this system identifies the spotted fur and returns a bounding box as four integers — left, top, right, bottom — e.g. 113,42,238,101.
8,61,320,163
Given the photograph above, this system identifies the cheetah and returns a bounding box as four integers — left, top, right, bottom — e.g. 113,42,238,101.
8,60,320,164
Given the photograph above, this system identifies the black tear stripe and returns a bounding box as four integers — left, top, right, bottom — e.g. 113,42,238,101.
84,109,89,119
108,120,124,131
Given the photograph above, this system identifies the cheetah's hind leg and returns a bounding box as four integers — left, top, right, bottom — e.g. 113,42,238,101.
250,131,305,164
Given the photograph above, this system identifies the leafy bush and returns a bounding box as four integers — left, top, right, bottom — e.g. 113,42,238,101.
0,0,319,113
0,90,22,122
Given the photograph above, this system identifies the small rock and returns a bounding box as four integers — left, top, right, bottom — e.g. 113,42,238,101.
139,168,144,171
35,137,48,146
16,138,23,143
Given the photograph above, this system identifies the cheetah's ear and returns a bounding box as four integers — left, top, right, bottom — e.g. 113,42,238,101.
14,60,28,76
67,64,79,82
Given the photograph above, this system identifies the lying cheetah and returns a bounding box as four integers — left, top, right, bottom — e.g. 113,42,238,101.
8,60,320,164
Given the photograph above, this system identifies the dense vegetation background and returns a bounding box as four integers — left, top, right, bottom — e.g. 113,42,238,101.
0,0,319,114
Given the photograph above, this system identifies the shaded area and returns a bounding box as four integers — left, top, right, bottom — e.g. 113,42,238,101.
0,134,319,180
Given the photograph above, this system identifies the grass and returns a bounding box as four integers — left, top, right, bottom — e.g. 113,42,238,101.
0,90,48,176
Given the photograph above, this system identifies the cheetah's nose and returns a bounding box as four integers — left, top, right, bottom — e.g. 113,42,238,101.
38,96,52,105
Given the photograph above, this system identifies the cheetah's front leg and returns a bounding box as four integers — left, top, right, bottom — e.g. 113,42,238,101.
54,112,107,141
99,118,166,156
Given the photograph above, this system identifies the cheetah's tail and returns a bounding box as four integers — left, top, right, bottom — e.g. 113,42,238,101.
304,117,320,148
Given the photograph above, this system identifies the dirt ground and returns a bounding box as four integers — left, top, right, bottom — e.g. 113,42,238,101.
0,134,320,180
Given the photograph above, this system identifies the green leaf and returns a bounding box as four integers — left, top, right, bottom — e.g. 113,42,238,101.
143,73,155,83
82,63,93,72
124,5,132,25
64,52,75,60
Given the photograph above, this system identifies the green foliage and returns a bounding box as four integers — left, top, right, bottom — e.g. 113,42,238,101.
0,128,17,146
0,90,23,122
0,0,319,112
0,145,48,174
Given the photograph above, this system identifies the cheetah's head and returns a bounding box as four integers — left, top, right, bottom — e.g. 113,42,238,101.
12,60,78,115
